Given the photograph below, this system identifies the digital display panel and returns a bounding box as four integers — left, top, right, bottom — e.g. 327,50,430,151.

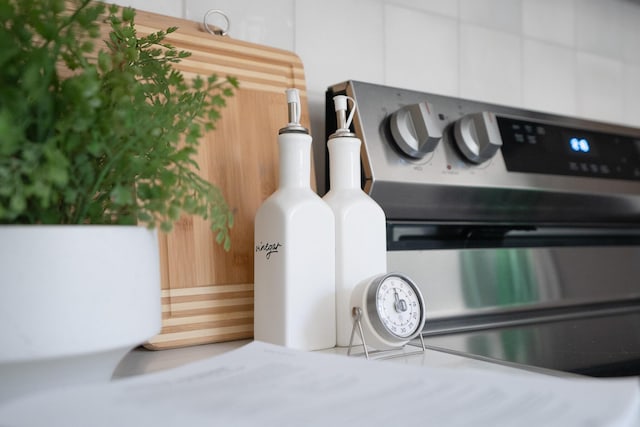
498,116,640,181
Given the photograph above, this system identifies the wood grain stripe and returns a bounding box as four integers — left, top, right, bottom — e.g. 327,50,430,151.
161,283,253,298
146,330,252,350
148,324,254,344
161,311,253,327
162,297,254,312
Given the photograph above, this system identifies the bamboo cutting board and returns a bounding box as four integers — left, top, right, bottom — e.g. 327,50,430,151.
111,10,312,349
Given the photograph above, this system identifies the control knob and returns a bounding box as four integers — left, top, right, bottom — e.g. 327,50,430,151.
389,102,442,159
453,111,503,163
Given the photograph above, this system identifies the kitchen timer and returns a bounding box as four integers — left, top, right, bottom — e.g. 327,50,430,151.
348,272,426,358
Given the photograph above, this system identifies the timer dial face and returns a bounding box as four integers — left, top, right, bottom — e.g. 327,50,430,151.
368,274,424,340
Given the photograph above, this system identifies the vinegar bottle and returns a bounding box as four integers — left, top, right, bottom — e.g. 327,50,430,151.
323,95,387,347
253,88,336,350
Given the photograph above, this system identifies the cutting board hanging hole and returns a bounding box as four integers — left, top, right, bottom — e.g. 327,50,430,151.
202,9,230,37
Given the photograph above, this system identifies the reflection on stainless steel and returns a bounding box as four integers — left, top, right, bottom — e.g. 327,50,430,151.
326,80,640,377
390,246,640,377
423,311,640,377
389,246,640,324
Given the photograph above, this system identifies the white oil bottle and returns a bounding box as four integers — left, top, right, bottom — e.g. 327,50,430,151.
253,88,336,350
323,95,387,347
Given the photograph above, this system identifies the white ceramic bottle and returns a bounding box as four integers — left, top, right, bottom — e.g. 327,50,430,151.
323,95,387,347
253,88,336,350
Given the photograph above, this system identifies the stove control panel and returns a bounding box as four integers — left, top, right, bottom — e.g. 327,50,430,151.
325,80,640,224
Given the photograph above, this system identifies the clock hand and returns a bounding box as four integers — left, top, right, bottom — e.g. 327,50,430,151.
393,289,407,313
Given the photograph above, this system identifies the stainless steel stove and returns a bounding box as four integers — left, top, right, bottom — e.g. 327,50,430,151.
325,80,640,377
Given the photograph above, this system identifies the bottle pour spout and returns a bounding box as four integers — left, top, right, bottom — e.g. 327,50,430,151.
330,95,357,139
280,88,309,135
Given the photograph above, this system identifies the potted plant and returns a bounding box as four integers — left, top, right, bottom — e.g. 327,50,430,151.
0,0,237,401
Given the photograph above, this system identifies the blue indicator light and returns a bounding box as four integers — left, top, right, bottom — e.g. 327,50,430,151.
579,138,590,153
570,137,580,151
570,137,590,153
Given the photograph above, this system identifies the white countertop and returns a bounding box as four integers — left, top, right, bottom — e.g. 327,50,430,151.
112,339,640,426
114,339,551,380
110,339,639,426
2,340,637,426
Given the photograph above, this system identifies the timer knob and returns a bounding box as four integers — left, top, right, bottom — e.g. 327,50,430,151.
389,102,442,159
453,111,503,163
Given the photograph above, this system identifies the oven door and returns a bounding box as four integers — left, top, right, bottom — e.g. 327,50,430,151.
388,226,640,377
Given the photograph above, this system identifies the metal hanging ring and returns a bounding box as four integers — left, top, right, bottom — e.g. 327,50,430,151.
203,9,230,36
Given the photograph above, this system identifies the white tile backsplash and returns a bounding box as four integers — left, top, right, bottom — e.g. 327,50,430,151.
621,1,640,65
623,64,640,127
459,0,522,34
523,39,576,116
459,24,522,106
385,0,458,17
522,0,574,47
575,53,624,123
294,0,384,94
384,5,458,96
574,0,623,60
123,0,640,136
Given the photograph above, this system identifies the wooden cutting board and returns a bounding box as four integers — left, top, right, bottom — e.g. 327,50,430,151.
109,10,312,349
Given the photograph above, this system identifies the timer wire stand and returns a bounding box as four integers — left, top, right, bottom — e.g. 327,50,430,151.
347,307,426,360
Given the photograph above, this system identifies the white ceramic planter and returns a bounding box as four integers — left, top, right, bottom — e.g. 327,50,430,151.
0,226,162,403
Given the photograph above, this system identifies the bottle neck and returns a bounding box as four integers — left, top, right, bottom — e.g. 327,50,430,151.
279,132,312,189
328,136,361,190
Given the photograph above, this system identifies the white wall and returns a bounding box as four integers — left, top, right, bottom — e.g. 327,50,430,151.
116,0,640,175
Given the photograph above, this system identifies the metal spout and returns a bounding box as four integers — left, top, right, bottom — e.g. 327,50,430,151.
279,88,309,135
